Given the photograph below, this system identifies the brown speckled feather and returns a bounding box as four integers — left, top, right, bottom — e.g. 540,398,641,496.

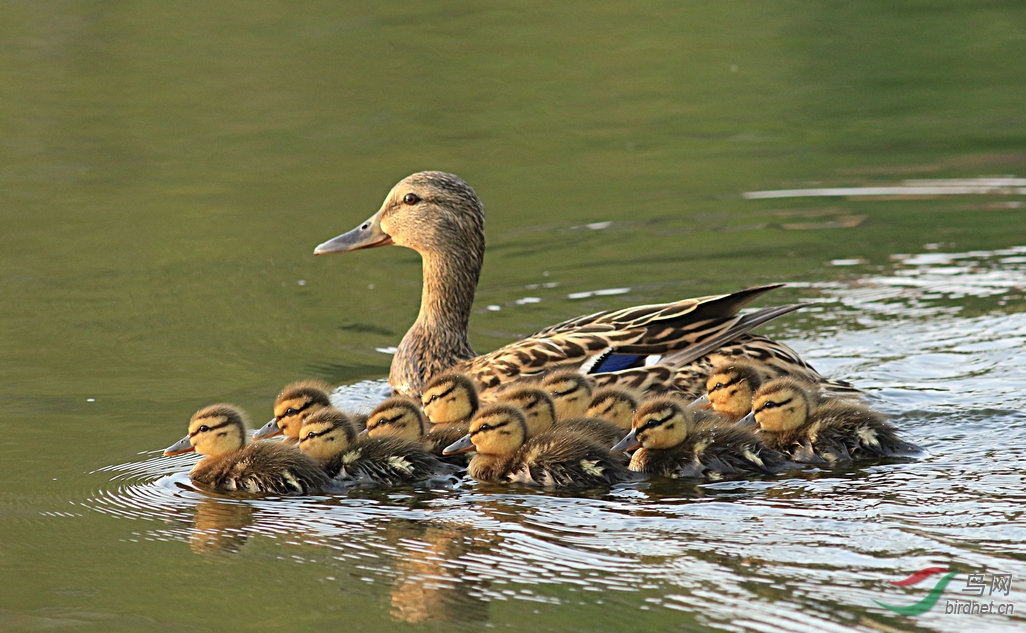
190,442,330,494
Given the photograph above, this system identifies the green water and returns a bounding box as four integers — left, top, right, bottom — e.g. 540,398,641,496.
2,3,1025,632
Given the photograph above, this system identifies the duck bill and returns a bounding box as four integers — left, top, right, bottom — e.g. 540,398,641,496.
611,429,641,452
442,434,475,455
737,411,758,428
689,394,712,409
252,418,283,440
314,210,393,254
163,435,195,456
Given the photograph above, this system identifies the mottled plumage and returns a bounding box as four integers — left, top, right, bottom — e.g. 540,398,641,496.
748,378,920,464
313,171,845,398
613,398,793,479
164,403,329,494
443,404,634,487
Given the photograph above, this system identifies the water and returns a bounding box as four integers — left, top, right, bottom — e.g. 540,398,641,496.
2,3,1025,632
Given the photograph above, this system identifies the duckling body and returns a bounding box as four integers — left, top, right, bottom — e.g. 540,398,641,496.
164,404,329,495
749,378,919,464
300,407,457,485
612,398,792,479
443,404,634,487
314,171,847,399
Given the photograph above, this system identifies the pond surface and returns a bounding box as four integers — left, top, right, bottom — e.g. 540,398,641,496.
2,3,1025,632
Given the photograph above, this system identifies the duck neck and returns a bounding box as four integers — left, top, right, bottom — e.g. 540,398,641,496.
391,246,482,396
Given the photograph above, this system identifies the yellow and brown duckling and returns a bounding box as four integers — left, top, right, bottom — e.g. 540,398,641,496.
419,371,480,456
541,369,594,420
164,404,329,494
253,380,338,444
443,404,635,487
501,382,626,448
585,386,641,432
745,378,920,464
693,359,770,424
612,397,793,479
365,395,470,467
299,407,459,485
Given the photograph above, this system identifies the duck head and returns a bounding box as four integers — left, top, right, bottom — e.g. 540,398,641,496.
612,397,692,452
496,386,556,438
586,386,639,431
298,407,357,466
421,372,480,425
749,378,813,432
365,396,427,442
702,360,765,421
253,380,333,440
443,404,527,456
165,404,248,457
541,369,593,421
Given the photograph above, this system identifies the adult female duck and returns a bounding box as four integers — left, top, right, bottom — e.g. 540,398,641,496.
314,171,829,398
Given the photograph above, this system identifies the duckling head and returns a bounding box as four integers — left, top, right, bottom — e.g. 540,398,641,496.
496,386,555,438
298,407,357,466
421,372,479,425
313,171,485,266
586,386,639,431
164,404,248,458
704,360,764,421
443,404,527,457
253,380,333,441
612,398,692,452
365,396,426,442
541,369,593,420
750,378,813,433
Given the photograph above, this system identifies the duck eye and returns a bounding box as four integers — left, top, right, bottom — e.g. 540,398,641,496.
198,425,210,433
403,193,420,205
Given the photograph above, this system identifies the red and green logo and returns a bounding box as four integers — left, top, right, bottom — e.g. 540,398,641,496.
873,567,958,615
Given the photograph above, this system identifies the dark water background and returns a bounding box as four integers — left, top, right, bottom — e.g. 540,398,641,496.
2,3,1024,632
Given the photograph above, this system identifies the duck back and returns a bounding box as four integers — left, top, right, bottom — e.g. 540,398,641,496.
191,442,330,494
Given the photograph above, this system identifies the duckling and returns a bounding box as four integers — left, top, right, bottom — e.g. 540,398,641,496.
442,404,634,487
585,386,640,431
746,378,920,464
299,407,458,485
164,404,329,494
612,397,793,479
314,171,848,399
694,359,770,423
419,371,479,456
365,395,470,467
253,380,333,444
541,369,593,420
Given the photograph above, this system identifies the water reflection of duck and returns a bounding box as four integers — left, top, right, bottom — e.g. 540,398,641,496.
164,404,329,494
299,407,457,485
443,404,635,487
745,378,920,464
313,171,840,399
188,497,254,556
612,397,793,479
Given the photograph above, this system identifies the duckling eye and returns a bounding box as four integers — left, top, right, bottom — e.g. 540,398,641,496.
198,425,210,433
762,401,779,410
403,193,420,205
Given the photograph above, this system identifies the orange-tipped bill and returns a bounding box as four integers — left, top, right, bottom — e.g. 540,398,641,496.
163,435,195,456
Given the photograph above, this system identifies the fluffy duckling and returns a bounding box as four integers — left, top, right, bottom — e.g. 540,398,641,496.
612,397,793,479
695,359,769,424
299,407,458,485
585,386,640,431
443,404,634,487
540,369,594,420
420,371,480,454
746,378,920,464
365,396,470,466
164,404,329,494
253,380,335,443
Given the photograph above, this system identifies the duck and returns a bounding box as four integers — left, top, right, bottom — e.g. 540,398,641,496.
364,395,470,467
442,404,635,487
253,380,337,444
164,404,330,494
418,371,480,456
540,369,594,420
493,386,556,438
744,378,920,464
692,359,771,423
611,397,793,479
313,171,847,399
299,406,459,485
585,386,640,432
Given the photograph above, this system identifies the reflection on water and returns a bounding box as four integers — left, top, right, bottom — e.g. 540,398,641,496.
80,245,1026,632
